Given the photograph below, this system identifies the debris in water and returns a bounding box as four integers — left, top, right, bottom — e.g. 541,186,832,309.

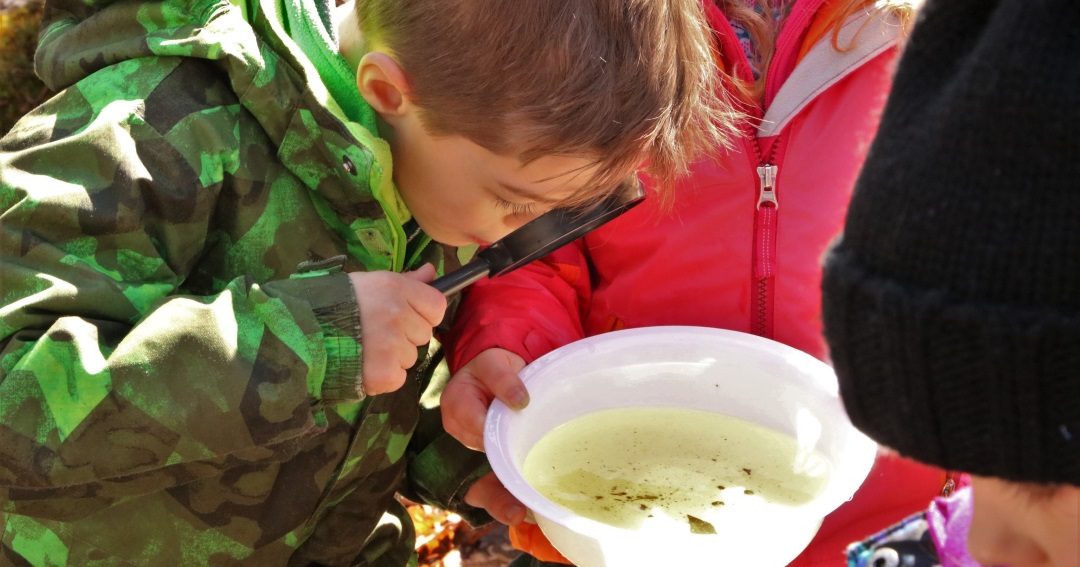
687,514,717,535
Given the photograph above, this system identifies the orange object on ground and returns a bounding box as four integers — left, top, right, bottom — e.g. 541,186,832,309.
509,523,572,564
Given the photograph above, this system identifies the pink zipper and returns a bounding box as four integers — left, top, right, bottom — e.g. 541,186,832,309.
708,0,825,338
749,135,785,338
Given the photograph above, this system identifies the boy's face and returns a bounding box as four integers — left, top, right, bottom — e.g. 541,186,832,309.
385,110,601,247
967,475,1079,567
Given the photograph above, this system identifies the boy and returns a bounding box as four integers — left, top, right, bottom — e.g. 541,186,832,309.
0,0,732,564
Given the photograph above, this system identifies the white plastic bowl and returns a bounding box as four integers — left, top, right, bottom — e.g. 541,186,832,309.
484,326,877,567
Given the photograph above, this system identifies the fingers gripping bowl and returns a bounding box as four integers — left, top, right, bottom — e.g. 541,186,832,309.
483,327,877,567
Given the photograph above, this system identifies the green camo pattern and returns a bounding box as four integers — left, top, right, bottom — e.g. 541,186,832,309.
0,0,489,564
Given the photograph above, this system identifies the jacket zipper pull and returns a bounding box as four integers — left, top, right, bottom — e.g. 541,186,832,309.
756,164,778,209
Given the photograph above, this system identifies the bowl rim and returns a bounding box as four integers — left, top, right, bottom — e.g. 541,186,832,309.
483,325,877,540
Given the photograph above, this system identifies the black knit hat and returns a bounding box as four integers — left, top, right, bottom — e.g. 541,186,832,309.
822,0,1080,485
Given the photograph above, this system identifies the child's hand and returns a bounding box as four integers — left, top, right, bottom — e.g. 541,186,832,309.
440,347,530,450
465,471,528,526
442,347,531,525
348,264,447,396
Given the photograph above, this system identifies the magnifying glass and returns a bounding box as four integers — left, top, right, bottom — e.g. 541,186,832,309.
432,179,646,296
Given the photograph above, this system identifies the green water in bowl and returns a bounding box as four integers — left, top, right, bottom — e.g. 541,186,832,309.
522,407,831,533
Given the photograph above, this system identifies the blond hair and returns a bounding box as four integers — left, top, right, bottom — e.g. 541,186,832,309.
720,0,919,102
357,0,742,205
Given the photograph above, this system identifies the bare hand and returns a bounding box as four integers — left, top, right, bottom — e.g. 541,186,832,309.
443,348,531,526
441,347,529,450
348,264,447,396
465,471,528,526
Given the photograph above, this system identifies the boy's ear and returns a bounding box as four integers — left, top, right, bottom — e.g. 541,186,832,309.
357,52,412,120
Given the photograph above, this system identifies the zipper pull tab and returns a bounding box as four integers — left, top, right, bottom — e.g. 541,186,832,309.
756,164,778,209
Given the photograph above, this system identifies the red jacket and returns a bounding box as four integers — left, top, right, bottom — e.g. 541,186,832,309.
449,1,945,564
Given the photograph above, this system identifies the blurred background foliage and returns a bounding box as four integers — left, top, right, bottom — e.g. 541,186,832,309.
1,0,51,137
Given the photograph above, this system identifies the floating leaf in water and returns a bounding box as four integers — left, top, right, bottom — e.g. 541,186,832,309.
687,514,717,535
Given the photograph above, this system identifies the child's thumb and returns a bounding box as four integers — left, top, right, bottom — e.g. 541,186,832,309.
403,263,437,283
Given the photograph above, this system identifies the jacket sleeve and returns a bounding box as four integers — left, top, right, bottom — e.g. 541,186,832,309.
403,356,494,527
0,103,363,522
445,240,593,370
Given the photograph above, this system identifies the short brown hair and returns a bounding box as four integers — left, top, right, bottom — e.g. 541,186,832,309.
356,0,740,205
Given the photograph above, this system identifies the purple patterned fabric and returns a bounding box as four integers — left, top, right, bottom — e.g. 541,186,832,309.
927,486,981,567
846,485,986,567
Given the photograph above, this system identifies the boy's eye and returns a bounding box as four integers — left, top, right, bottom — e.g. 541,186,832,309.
494,196,537,216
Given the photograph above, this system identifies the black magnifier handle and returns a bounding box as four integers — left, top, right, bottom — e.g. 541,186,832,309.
432,229,515,295
430,258,491,296
431,180,645,296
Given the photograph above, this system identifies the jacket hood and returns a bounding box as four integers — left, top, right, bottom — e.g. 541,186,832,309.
32,0,414,266
35,0,241,93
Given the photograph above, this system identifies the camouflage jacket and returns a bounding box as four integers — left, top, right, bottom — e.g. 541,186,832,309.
0,0,489,564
